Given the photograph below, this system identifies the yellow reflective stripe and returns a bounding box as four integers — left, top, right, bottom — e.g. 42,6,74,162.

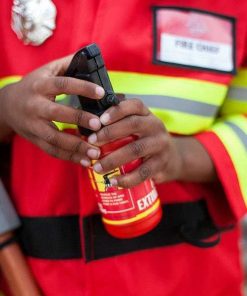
151,108,214,135
220,99,247,116
231,68,247,87
54,95,216,134
211,116,247,202
54,95,78,130
109,71,227,135
224,116,247,151
55,94,67,102
109,71,227,105
220,68,247,115
53,121,77,131
102,199,161,226
126,94,218,117
0,76,21,88
54,108,214,134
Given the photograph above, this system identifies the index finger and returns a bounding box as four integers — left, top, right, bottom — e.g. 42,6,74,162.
99,99,150,125
38,55,74,77
34,76,105,99
38,101,101,131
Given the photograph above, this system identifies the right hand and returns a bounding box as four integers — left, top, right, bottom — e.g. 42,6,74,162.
0,56,104,165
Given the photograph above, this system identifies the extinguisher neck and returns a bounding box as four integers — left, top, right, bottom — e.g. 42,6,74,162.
100,136,136,157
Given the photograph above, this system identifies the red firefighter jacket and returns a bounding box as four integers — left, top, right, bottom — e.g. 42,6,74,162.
1,0,247,295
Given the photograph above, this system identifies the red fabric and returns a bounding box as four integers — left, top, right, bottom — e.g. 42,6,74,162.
196,131,246,224
0,229,243,296
1,0,247,82
1,1,247,295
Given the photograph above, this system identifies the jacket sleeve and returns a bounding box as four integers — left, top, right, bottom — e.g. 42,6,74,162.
195,67,247,224
0,77,22,233
0,179,20,234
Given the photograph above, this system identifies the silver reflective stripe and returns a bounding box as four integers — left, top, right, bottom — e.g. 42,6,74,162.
225,121,247,150
58,94,219,117
227,87,247,101
125,94,219,117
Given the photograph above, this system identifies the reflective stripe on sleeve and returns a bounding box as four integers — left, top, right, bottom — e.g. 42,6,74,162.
211,115,247,203
230,68,247,87
224,121,247,148
221,68,247,115
221,99,247,116
109,71,227,134
227,87,247,101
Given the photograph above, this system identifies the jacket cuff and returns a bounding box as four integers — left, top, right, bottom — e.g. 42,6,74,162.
195,131,246,224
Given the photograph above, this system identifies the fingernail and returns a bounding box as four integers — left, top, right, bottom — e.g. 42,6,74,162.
80,159,91,167
89,118,101,130
110,178,118,186
95,87,105,98
100,113,110,125
88,133,97,144
87,149,100,159
93,162,103,173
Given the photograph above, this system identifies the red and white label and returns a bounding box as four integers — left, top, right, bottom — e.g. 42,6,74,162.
155,9,234,72
89,159,159,221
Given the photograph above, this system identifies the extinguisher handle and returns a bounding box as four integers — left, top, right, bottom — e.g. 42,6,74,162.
65,43,119,136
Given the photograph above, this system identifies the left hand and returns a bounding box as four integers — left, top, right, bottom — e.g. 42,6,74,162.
86,99,183,188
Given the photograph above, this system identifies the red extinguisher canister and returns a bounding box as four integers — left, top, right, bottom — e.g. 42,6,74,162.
88,136,162,239
66,44,162,238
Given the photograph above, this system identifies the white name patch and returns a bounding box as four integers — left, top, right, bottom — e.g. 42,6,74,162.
153,7,236,73
160,33,233,72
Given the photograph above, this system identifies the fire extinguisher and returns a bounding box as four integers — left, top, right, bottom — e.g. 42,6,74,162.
66,44,162,239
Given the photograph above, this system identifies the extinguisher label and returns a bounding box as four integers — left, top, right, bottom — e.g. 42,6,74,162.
91,168,122,193
88,166,159,222
137,189,158,211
